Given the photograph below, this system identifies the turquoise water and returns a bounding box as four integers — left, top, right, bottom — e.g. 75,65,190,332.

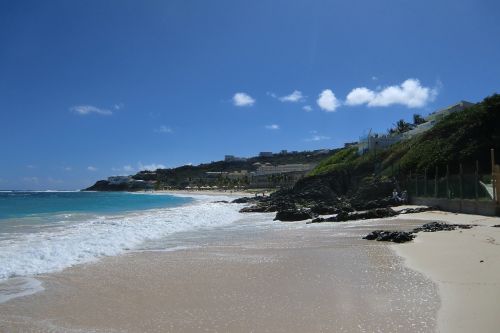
0,191,192,220
0,191,245,302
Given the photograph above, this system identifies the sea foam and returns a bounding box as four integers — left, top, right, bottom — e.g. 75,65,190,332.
0,195,243,281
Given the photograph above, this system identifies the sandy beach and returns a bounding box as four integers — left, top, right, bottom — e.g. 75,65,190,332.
0,211,438,333
393,210,500,333
0,202,499,332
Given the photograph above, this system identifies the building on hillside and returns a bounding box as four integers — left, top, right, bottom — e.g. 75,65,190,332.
227,170,249,180
358,134,403,155
404,100,475,139
358,100,475,155
224,155,247,162
259,151,273,157
248,163,316,188
426,100,474,122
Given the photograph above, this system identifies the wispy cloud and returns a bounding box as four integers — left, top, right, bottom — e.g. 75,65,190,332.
265,124,280,130
279,90,305,103
70,105,113,116
345,79,438,108
138,162,166,171
113,103,124,110
303,105,313,112
87,166,98,171
233,92,255,107
26,165,37,169
155,125,173,134
62,166,72,171
305,134,331,142
317,89,340,112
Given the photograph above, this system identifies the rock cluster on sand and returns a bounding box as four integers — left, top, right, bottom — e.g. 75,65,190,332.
362,230,415,243
362,222,476,243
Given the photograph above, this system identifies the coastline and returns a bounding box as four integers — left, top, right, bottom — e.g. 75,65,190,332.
392,210,500,333
1,192,499,332
0,204,440,332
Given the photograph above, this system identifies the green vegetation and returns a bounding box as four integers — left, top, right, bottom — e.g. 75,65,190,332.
309,147,358,176
310,94,500,181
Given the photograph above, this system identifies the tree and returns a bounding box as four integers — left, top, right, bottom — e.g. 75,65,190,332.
413,114,426,125
395,119,412,134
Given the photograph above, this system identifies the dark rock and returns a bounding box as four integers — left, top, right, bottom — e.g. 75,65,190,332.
212,200,229,203
307,216,338,224
412,222,474,233
362,230,415,243
239,204,274,213
398,206,434,214
336,208,398,222
492,225,500,228
231,197,257,204
274,208,315,222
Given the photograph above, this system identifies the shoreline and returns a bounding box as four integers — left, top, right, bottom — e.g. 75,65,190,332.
0,211,440,332
1,197,499,331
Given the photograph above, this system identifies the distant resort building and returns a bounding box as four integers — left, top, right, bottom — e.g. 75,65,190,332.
258,151,273,157
224,155,247,162
358,100,474,155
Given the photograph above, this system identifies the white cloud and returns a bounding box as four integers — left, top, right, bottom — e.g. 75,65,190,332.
113,103,124,110
233,92,255,107
63,166,72,171
123,165,134,172
265,124,280,130
305,134,331,142
138,162,166,171
345,87,376,106
371,76,378,81
87,166,97,171
317,89,340,112
70,105,113,116
302,105,313,112
345,79,438,108
279,90,304,103
155,125,173,134
266,92,277,98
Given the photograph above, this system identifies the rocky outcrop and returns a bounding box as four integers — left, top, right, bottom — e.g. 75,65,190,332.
274,208,315,222
235,175,401,222
412,222,474,233
362,230,415,243
363,222,476,244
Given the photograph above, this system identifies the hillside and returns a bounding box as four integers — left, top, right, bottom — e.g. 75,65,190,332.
85,149,340,191
310,93,499,178
262,93,499,211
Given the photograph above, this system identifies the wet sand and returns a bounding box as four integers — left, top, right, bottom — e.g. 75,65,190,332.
0,216,438,332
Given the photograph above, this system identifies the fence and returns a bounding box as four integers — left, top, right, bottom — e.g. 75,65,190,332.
402,163,493,201
399,150,499,216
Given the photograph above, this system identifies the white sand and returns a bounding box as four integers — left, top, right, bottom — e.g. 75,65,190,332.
393,210,500,333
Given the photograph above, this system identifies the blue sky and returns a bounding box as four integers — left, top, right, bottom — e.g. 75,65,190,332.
1,0,499,190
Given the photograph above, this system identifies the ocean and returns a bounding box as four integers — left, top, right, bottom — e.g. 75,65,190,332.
0,191,245,302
